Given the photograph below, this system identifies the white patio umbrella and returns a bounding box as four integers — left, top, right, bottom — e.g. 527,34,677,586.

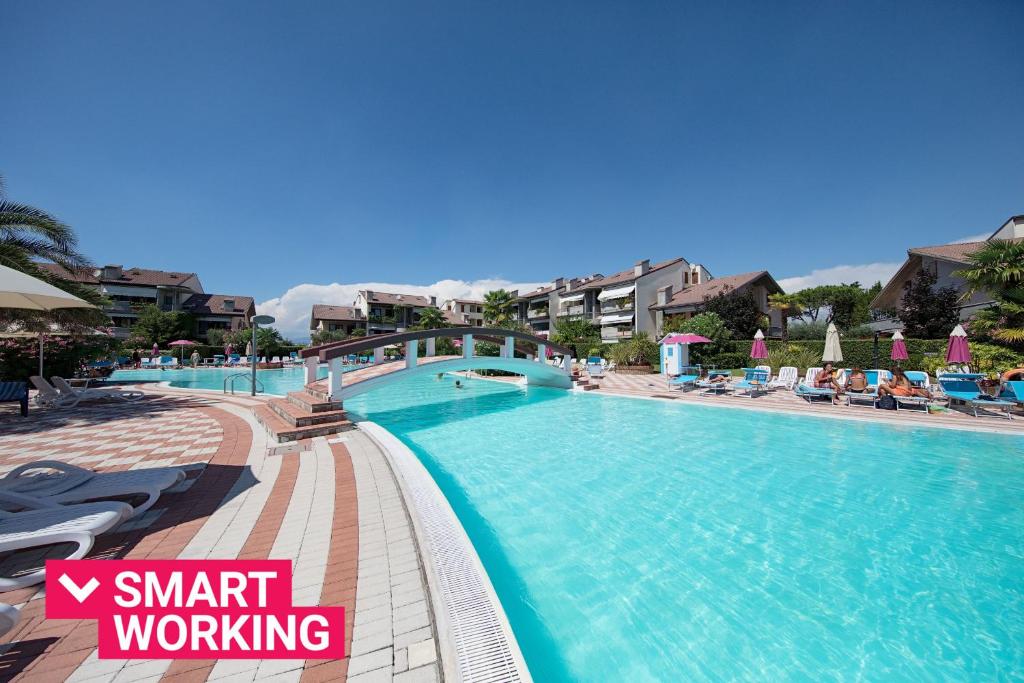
822,322,843,363
0,264,97,376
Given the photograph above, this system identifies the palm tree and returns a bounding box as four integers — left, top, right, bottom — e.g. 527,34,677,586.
416,306,447,329
768,293,802,341
956,239,1024,346
483,289,515,327
0,175,107,329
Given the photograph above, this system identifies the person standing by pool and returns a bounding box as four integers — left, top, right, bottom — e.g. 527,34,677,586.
189,350,201,368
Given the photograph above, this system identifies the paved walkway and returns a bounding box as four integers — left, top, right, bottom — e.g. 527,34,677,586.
588,370,1024,434
0,392,441,683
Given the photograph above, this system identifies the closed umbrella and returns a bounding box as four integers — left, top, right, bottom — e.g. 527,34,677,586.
890,330,908,363
750,329,768,361
822,322,843,363
945,324,971,367
151,342,159,358
224,343,234,356
0,264,96,377
245,340,253,362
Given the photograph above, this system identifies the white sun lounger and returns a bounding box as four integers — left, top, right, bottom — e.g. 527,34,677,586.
0,461,185,519
0,495,132,590
795,367,836,402
31,377,139,408
768,366,798,390
51,377,143,403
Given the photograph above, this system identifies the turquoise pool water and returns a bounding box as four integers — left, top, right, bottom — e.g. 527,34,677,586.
111,365,339,395
345,375,1024,681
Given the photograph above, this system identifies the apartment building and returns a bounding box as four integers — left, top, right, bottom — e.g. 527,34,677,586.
308,305,365,336
440,298,485,326
651,271,786,336
353,290,437,334
38,263,254,339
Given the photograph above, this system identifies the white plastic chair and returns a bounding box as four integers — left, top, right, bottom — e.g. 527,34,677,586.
768,366,798,390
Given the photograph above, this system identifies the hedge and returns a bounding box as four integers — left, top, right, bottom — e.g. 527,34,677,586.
705,338,949,370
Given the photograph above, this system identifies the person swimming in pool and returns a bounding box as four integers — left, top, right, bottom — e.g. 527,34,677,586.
455,379,464,389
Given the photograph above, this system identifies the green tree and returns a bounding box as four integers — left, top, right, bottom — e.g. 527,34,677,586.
607,332,659,368
129,305,195,347
898,269,961,338
703,290,766,339
416,307,447,329
662,312,732,364
551,318,601,359
0,175,107,330
483,289,516,327
768,292,802,341
310,329,348,346
956,239,1024,347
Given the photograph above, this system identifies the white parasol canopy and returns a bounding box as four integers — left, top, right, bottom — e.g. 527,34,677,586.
822,322,843,362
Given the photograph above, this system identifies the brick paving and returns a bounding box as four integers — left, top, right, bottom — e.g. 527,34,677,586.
0,388,437,683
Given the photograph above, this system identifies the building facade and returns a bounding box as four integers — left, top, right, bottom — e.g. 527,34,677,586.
309,305,365,336
38,263,254,339
870,216,1023,322
353,290,437,335
440,299,485,326
651,270,786,336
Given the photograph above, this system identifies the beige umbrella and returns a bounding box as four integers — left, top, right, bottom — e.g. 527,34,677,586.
822,322,843,363
0,264,97,376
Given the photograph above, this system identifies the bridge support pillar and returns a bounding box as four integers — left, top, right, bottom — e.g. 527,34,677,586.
503,336,515,358
405,340,418,369
374,347,385,364
537,344,546,363
304,356,318,385
327,356,344,398
462,334,474,359
425,338,435,357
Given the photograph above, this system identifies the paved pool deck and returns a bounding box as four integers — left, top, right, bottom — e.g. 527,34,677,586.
0,392,442,683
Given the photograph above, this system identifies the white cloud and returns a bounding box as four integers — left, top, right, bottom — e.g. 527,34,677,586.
778,262,902,293
257,277,545,340
951,232,990,244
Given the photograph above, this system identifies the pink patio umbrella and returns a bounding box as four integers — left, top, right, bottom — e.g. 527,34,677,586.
169,339,196,362
151,342,159,358
750,329,768,362
224,343,234,356
945,324,971,367
890,330,908,363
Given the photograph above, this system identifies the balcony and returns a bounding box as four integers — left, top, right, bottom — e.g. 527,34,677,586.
527,307,549,319
557,305,585,319
601,327,634,340
599,298,635,315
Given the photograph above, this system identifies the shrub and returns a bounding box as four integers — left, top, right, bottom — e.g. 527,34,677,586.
0,335,119,383
608,332,659,367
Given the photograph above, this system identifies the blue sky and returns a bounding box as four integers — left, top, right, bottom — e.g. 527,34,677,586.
3,1,1022,337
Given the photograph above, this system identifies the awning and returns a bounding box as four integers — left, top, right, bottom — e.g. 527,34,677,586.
598,284,635,301
559,293,584,303
600,313,634,325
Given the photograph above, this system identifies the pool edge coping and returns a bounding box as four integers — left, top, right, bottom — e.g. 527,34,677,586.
359,420,533,683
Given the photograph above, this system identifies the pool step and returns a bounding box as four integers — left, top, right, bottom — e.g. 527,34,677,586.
252,405,354,443
268,398,348,428
286,390,342,413
574,377,598,391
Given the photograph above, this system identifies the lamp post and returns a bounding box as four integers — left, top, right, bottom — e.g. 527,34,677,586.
251,315,276,396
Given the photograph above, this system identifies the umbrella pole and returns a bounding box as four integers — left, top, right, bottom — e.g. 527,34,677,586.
39,334,44,378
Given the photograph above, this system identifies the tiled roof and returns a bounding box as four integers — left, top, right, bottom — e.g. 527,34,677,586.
586,258,684,289
445,298,484,305
35,263,100,284
907,241,985,263
182,294,254,316
655,271,780,309
36,263,198,287
364,291,433,307
310,304,363,323
515,285,556,301
442,310,472,326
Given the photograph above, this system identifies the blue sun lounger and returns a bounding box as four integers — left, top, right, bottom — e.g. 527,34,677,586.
0,381,28,417
998,381,1024,409
734,368,769,397
668,365,701,391
938,374,1014,419
697,370,733,395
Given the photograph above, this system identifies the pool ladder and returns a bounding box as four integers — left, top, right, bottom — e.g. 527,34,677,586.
224,372,265,395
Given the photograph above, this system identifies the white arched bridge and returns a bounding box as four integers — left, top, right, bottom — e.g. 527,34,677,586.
299,327,575,401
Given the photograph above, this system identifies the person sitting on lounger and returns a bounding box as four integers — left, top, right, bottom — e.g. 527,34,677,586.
845,367,868,393
879,368,931,399
815,362,844,394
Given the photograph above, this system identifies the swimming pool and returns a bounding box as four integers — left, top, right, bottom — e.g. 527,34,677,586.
111,365,340,395
345,375,1024,680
